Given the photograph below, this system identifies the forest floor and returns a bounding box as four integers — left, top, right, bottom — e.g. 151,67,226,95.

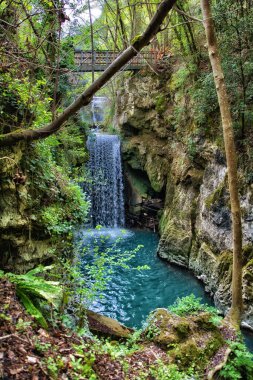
1,277,249,380
0,279,171,380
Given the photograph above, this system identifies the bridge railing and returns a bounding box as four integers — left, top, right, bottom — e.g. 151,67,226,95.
74,49,159,72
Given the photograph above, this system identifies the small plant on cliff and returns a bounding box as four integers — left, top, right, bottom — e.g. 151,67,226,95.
219,341,253,380
168,294,220,319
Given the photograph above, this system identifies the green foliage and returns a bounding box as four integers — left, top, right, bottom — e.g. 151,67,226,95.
186,137,197,160
149,362,187,380
213,0,253,127
170,64,195,92
219,341,253,380
17,290,48,328
205,179,225,209
40,182,89,236
168,294,219,318
34,339,52,353
45,357,61,380
23,139,90,238
145,320,161,340
69,353,97,380
0,266,63,328
16,319,32,332
191,73,219,128
59,234,147,330
155,95,167,115
100,338,142,358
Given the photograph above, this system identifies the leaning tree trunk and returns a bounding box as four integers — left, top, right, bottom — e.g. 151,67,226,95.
201,0,243,327
0,0,177,147
88,0,95,83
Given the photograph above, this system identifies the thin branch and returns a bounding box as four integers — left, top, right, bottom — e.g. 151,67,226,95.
174,6,202,23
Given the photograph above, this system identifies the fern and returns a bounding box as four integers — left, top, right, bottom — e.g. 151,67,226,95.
16,289,48,329
0,265,62,327
219,341,253,379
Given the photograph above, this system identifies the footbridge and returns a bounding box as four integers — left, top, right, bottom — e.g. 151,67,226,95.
74,49,159,72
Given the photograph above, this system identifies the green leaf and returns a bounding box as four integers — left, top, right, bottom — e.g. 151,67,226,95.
26,265,55,276
17,289,48,329
6,267,63,309
17,277,62,308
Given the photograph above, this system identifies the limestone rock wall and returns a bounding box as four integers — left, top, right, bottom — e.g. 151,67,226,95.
0,145,53,273
116,67,253,328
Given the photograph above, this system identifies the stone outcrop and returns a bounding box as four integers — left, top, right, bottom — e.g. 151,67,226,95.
116,65,253,328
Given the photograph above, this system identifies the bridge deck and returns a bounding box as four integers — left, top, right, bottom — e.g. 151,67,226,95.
74,50,158,72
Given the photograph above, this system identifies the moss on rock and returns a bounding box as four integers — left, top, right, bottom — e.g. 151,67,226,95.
143,308,225,374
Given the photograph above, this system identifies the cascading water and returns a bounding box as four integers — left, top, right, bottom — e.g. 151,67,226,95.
87,133,125,227
91,96,108,126
80,112,253,353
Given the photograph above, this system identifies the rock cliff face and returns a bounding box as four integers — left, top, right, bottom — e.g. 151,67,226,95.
0,145,53,273
116,66,253,328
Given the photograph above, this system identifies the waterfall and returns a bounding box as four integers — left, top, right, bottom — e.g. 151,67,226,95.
91,97,108,126
87,133,125,227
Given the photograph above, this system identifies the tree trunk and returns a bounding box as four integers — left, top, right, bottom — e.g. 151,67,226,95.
88,0,95,83
0,0,177,147
200,0,243,327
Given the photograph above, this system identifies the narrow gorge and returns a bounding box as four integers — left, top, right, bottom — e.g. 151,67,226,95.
115,65,253,329
1,0,253,378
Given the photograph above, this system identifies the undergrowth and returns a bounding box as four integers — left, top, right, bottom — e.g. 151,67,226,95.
219,341,253,380
168,294,220,317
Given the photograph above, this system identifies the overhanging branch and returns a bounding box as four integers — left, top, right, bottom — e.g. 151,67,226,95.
0,0,177,147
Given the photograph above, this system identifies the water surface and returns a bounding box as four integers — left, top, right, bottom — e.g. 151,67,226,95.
78,228,253,352
79,228,213,327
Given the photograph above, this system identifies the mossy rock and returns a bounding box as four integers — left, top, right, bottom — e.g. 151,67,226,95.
155,94,167,115
193,312,218,331
243,258,253,282
169,330,224,372
143,308,225,372
143,309,192,345
217,251,233,280
174,321,190,338
143,309,180,345
170,339,204,370
205,179,226,209
87,310,133,338
242,244,253,265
